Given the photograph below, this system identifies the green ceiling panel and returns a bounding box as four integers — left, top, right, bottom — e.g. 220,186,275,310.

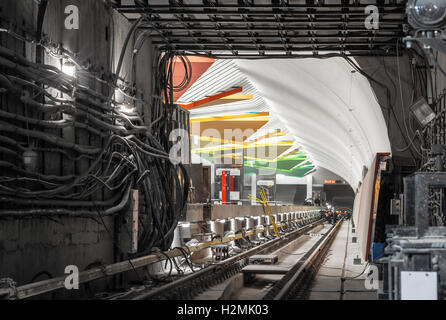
276,158,306,171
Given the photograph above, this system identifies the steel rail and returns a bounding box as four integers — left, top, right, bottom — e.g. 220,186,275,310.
153,41,397,47
162,46,396,52
116,9,405,16
130,18,404,24
114,4,405,9
168,51,398,58
149,34,404,39
143,26,403,32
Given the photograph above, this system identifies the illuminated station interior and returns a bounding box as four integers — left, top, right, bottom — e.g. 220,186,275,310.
1,0,446,301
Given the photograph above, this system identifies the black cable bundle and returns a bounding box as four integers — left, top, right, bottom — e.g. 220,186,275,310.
0,20,191,254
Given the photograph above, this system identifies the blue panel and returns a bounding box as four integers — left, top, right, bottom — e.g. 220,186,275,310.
371,243,386,261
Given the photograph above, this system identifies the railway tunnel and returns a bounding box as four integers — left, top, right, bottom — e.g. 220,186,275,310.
1,0,446,303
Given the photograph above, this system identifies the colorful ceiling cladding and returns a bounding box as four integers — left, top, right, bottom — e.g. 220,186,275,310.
235,58,391,189
175,58,315,178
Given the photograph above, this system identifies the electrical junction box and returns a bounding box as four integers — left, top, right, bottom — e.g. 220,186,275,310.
179,223,191,239
218,191,240,201
390,199,401,216
401,271,438,300
216,168,240,176
257,180,275,187
249,255,278,265
230,217,244,233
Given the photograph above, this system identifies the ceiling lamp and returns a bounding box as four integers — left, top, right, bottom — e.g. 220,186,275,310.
61,61,76,78
407,0,446,29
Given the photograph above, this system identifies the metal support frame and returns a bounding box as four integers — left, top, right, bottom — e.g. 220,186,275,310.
379,173,446,299
403,175,415,226
404,172,446,237
112,1,407,58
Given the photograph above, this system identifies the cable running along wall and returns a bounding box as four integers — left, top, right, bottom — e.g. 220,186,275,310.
0,15,191,253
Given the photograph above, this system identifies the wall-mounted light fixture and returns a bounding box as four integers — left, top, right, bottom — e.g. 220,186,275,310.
410,97,436,127
118,101,135,114
407,0,446,29
61,60,76,78
114,88,136,115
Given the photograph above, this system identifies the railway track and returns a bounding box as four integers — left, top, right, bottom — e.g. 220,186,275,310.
4,212,322,300
264,219,343,300
117,218,342,300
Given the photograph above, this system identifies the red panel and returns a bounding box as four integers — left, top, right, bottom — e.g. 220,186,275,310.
222,171,227,204
177,87,243,110
364,152,391,261
172,56,215,102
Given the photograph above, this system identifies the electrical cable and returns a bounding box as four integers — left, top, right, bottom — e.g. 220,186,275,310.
0,20,190,256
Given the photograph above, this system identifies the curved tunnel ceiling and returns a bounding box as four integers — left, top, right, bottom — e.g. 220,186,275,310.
234,57,391,189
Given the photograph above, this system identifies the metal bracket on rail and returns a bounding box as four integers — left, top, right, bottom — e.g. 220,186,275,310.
0,278,18,300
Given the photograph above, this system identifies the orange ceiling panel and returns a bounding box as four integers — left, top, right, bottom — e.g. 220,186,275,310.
190,120,269,143
177,87,243,110
172,56,215,102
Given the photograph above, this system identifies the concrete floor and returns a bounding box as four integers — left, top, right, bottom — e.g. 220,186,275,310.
308,220,378,300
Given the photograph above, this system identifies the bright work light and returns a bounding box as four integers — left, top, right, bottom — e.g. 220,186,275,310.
407,0,446,29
